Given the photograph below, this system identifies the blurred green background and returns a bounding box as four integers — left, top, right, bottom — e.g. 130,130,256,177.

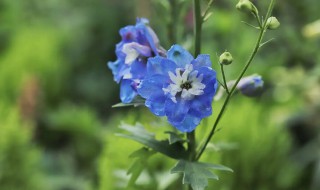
0,0,320,189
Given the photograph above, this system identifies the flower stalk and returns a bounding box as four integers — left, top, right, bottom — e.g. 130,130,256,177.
195,0,276,161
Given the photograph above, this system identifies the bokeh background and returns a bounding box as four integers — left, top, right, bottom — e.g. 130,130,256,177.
1,0,320,189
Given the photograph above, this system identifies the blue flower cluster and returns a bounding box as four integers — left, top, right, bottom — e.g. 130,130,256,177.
108,18,166,103
108,18,218,132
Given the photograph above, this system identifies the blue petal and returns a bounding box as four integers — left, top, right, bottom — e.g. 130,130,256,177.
137,75,168,100
147,56,177,76
167,45,194,67
108,60,128,83
130,60,147,79
142,26,159,56
171,114,201,132
165,98,190,124
196,67,218,95
189,95,213,118
120,79,137,103
192,54,212,68
119,26,138,42
145,97,166,116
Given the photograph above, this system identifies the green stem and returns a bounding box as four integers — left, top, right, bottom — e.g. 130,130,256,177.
195,0,276,161
168,0,178,44
193,0,202,55
187,131,196,160
220,64,229,94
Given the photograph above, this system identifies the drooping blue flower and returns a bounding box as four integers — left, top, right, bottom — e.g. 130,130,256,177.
237,75,263,97
108,18,165,103
137,45,218,132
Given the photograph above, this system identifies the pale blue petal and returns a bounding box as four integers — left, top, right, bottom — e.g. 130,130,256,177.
192,54,212,68
167,45,194,67
147,56,177,76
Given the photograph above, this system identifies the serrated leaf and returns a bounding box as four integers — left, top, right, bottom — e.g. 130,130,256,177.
116,123,188,159
171,160,233,190
127,148,155,186
165,131,187,144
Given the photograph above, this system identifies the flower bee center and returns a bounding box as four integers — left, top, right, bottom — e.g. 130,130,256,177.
180,82,192,90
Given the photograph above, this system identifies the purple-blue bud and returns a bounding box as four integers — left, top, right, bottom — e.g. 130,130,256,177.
237,75,264,97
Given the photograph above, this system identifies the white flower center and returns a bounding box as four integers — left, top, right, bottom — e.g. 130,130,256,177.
162,64,205,103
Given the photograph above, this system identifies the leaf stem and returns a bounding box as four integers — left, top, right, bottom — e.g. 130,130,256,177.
195,0,276,161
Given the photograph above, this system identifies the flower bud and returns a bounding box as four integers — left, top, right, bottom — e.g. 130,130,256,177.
237,75,263,97
219,52,233,65
266,17,280,30
236,0,258,16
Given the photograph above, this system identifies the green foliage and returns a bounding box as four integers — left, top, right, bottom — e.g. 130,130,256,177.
127,148,156,186
0,106,43,190
171,160,232,190
117,123,188,160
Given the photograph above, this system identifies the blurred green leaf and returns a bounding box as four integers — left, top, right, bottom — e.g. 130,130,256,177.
171,160,233,190
127,148,155,186
116,123,188,159
165,131,187,144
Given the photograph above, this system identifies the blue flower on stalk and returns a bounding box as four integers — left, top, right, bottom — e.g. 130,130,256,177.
108,18,165,103
137,45,218,132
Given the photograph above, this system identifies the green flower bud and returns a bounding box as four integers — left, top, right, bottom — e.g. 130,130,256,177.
219,52,233,65
236,0,258,16
266,16,280,30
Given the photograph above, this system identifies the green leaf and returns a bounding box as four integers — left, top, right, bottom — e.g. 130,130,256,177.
127,148,155,186
165,131,187,144
112,96,145,108
171,160,233,190
116,123,188,159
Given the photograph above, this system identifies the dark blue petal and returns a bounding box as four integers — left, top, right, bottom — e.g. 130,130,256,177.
147,56,177,76
167,45,194,67
170,114,201,132
165,98,190,124
120,79,137,103
137,75,168,100
192,54,212,68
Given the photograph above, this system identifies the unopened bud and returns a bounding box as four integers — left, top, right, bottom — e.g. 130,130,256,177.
237,75,264,97
219,52,233,65
266,17,280,30
236,0,258,16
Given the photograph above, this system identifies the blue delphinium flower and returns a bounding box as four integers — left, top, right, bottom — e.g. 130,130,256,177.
137,45,218,132
108,18,165,103
237,75,263,97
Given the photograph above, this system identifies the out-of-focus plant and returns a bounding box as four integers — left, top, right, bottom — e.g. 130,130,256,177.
0,106,43,190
